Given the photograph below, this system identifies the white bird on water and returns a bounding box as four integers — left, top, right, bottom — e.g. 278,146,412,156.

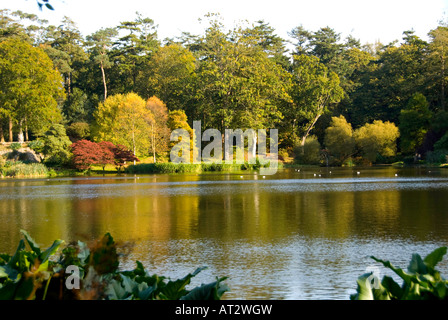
357,172,360,175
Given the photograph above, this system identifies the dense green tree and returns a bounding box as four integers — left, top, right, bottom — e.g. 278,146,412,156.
0,38,64,142
434,132,448,151
66,122,91,142
241,20,291,69
140,44,196,111
333,47,376,123
324,115,355,164
294,135,322,165
62,87,93,124
85,28,119,100
110,13,160,93
308,27,344,69
39,124,72,165
289,25,366,90
427,26,448,111
349,31,429,127
0,9,48,44
289,25,312,56
399,93,432,155
42,17,88,99
193,15,291,133
288,54,344,147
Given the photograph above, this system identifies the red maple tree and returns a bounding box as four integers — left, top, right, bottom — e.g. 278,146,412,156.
71,140,138,172
112,144,139,172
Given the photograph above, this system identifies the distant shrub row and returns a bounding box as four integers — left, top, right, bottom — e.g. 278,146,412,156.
0,162,48,178
125,161,274,174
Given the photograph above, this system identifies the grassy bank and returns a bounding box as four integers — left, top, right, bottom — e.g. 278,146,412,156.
1,160,282,178
1,163,48,178
125,161,280,174
0,162,83,179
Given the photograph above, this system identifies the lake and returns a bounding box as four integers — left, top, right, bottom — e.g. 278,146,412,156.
1,166,447,300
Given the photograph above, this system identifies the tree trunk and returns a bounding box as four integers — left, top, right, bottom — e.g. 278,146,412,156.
152,123,156,163
301,113,322,147
132,129,136,166
8,118,13,142
441,55,446,111
17,119,24,143
250,132,257,160
100,61,108,100
67,73,72,100
25,117,29,142
0,124,4,143
223,132,230,161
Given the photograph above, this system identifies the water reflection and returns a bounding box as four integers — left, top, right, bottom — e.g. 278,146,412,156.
0,167,447,299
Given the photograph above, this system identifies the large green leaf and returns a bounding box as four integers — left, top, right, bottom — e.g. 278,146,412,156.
423,247,447,270
105,278,129,300
0,265,20,281
105,274,157,300
39,239,64,263
180,277,229,300
402,282,423,300
435,282,447,299
137,283,156,300
7,240,25,268
351,273,392,300
371,256,414,285
407,254,428,275
160,267,207,300
351,273,374,300
381,275,403,299
20,230,41,256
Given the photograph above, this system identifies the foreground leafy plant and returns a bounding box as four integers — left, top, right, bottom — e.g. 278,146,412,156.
0,230,64,300
351,247,448,300
0,231,229,300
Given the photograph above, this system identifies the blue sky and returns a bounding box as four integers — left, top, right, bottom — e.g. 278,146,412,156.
1,0,447,45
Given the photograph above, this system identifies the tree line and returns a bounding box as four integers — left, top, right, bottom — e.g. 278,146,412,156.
1,9,447,166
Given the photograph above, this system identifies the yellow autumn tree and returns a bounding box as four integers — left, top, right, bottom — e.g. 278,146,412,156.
93,93,153,157
146,96,170,163
354,120,400,163
167,109,196,163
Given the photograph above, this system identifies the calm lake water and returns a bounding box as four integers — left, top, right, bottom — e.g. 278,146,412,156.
1,167,448,300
